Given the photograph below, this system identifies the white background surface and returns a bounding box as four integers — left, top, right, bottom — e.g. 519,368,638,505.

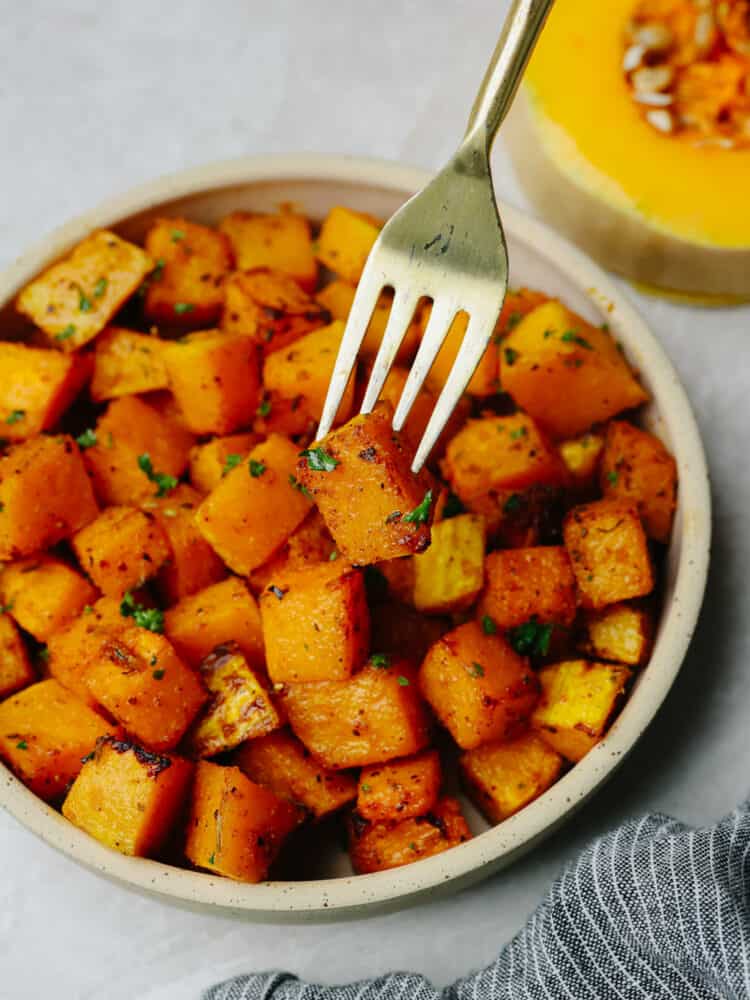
0,1,747,998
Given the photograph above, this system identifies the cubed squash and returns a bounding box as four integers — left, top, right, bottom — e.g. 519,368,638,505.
46,597,125,706
188,433,260,494
143,217,232,327
419,621,539,750
281,659,430,770
236,728,357,819
90,327,169,401
0,343,91,438
0,435,98,560
0,555,97,642
316,281,420,362
260,561,369,684
164,577,264,668
84,626,207,752
558,432,605,487
496,287,550,338
563,499,654,609
219,210,317,292
422,309,498,398
412,513,485,613
316,206,381,284
252,392,316,440
348,796,471,875
441,413,568,503
140,485,225,603
249,510,337,596
196,434,312,574
357,750,441,823
162,330,261,435
72,506,170,598
0,679,117,802
185,761,299,881
531,659,632,762
262,320,355,425
16,230,153,351
477,546,577,630
62,736,194,857
82,395,194,506
188,644,282,757
579,603,652,667
600,420,677,543
460,732,563,823
222,269,331,354
499,301,649,438
0,615,35,699
296,404,433,565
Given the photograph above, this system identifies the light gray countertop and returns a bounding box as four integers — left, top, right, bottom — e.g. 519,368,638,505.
0,2,746,998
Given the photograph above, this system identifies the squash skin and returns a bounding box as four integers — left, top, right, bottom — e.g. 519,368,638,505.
505,0,750,298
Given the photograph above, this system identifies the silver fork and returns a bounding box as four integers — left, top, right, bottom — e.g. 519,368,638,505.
317,0,554,471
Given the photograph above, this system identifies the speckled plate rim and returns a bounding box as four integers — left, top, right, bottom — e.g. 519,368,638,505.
0,153,711,920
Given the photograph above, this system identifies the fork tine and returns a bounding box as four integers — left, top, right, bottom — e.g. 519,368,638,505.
360,286,422,413
392,298,459,433
317,272,384,439
411,309,500,473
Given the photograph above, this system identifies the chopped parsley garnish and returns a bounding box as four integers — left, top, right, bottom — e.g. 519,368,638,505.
503,493,522,514
78,287,92,312
299,447,339,472
510,426,528,441
170,229,186,242
137,453,178,497
543,329,555,339
360,783,371,793
248,459,266,478
93,277,108,299
397,675,410,687
5,410,25,425
257,399,272,418
503,347,519,366
289,474,312,498
369,653,390,669
151,258,166,282
0,601,14,614
222,453,242,476
468,662,485,678
120,592,165,633
509,618,553,657
75,428,97,449
83,605,94,615
403,489,433,525
442,492,466,519
606,470,619,485
0,503,4,513
16,740,28,750
481,615,497,636
152,668,166,680
208,852,216,865
55,324,77,342
506,311,522,330
174,302,195,315
560,330,593,350
37,646,49,664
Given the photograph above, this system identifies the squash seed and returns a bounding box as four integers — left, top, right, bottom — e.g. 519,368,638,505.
632,65,674,92
645,109,675,133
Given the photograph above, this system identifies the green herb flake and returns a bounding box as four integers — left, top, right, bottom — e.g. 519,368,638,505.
75,428,97,449
503,347,519,367
606,470,619,485
360,783,372,794
403,489,433,526
300,447,339,473
601,322,610,332
16,740,28,750
78,287,93,312
288,474,313,499
248,459,266,478
0,503,4,513
409,842,418,852
481,615,497,636
468,662,485,678
221,453,242,477
442,492,465,519
0,601,14,614
93,277,108,299
137,453,178,497
509,618,554,658
152,668,166,680
174,302,195,315
120,592,165,633
37,646,49,664
5,409,25,426
369,653,391,669
170,229,186,242
510,426,528,441
328,549,339,561
397,675,410,687
55,324,77,342
560,330,593,350
208,852,216,865
543,329,555,339
83,605,94,615
506,311,522,330
257,399,272,418
503,493,523,514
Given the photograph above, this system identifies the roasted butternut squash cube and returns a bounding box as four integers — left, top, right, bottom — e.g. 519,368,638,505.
0,615,35,699
281,660,430,769
348,796,471,874
316,206,381,284
316,281,420,362
600,420,677,543
73,506,170,598
558,432,605,487
1,555,97,642
252,392,316,440
460,732,563,823
412,513,485,614
187,644,282,757
188,432,260,494
47,597,125,706
84,626,207,752
0,343,91,439
140,485,225,603
236,728,357,818
477,546,577,630
0,679,117,802
222,269,331,354
496,287,550,338
500,301,649,438
143,217,232,327
83,395,194,506
419,621,538,750
441,413,568,503
196,434,312,574
62,736,194,857
580,603,652,667
219,210,317,292
0,435,98,560
262,320,355,425
423,309,498,398
563,499,654,609
249,510,337,595
185,761,299,881
90,327,169,401
16,230,153,351
296,404,433,565
531,659,632,762
260,561,370,684
357,750,441,823
164,577,264,668
162,330,261,435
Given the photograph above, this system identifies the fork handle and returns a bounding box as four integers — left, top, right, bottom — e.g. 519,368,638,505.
465,0,554,147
